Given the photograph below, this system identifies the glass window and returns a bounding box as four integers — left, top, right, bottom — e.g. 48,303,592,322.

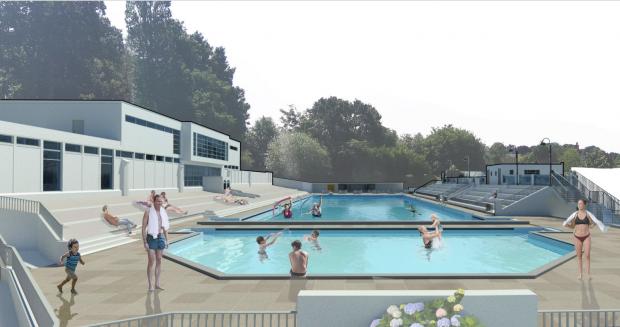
65,143,82,153
193,133,228,161
165,157,173,162
16,137,40,147
173,158,180,163
118,151,133,158
84,146,98,155
125,115,136,123
173,131,180,154
229,145,238,151
146,154,155,161
184,165,221,186
0,134,13,143
101,147,113,190
134,153,145,160
156,155,164,162
43,141,62,191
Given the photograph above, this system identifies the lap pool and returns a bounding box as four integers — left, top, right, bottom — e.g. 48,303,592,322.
167,228,573,278
243,194,480,222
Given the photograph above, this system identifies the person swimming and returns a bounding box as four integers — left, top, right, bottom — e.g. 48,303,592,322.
303,230,322,251
430,214,443,237
418,226,441,249
256,231,282,261
310,196,323,217
283,202,293,219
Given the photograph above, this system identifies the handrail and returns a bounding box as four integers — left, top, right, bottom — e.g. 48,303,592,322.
0,235,59,327
539,309,619,327
0,196,63,240
88,310,298,327
412,179,440,193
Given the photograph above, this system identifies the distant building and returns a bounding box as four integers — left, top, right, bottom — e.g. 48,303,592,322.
486,163,564,185
0,100,241,194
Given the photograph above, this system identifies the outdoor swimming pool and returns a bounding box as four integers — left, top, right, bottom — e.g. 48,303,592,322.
167,228,573,277
243,194,479,222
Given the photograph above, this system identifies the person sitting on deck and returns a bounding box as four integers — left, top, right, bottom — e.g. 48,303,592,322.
102,205,137,235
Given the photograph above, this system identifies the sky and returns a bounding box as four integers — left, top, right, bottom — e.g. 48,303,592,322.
104,1,620,153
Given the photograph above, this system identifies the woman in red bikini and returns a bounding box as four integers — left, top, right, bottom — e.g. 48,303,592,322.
562,198,608,280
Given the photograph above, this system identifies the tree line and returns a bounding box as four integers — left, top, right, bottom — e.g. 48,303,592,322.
244,97,620,185
2,2,618,186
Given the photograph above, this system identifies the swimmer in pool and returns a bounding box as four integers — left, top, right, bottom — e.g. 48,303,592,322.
418,226,441,249
303,230,322,251
309,196,323,217
430,214,443,239
256,231,282,261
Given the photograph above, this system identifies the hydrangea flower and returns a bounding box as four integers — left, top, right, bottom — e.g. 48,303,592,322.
404,303,419,315
437,318,451,327
370,319,381,327
453,304,464,313
436,308,447,318
457,289,465,296
450,315,461,327
410,324,424,327
392,310,402,319
390,318,403,327
447,295,456,303
387,305,399,315
412,302,424,312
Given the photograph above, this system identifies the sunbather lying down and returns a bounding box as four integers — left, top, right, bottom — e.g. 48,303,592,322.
215,187,249,205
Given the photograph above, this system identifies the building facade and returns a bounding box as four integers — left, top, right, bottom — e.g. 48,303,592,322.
486,163,564,185
0,100,240,194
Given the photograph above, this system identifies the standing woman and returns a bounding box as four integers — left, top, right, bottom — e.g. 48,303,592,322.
142,194,170,291
562,198,608,280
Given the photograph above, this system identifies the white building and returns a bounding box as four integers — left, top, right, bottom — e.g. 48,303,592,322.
0,100,241,194
486,162,564,185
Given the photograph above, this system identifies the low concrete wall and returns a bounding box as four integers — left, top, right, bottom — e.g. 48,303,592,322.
273,178,313,193
498,187,575,218
296,289,537,327
229,170,272,186
1,268,31,327
0,210,66,264
202,176,226,194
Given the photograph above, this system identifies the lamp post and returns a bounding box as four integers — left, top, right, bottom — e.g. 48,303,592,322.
508,145,519,185
540,138,552,186
464,155,470,178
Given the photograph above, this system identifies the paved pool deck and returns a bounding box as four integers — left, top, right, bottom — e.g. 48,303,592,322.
29,214,620,327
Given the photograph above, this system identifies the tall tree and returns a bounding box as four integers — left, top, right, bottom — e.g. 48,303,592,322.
0,1,129,99
485,142,509,164
266,132,331,181
560,148,582,173
422,125,486,176
245,117,279,170
582,146,611,168
279,105,302,131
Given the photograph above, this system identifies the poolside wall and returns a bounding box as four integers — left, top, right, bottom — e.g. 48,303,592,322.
296,289,537,327
497,187,575,218
273,178,403,193
228,170,272,186
0,210,66,264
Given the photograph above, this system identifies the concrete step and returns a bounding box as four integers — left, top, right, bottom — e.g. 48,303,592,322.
79,234,138,256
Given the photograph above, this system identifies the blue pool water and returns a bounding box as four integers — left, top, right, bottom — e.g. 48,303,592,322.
244,195,478,221
168,228,572,275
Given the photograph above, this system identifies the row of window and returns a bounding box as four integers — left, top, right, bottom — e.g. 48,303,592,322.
193,132,228,161
224,165,239,169
0,133,179,163
125,115,180,154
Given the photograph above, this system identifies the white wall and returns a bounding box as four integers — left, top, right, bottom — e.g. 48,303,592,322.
82,154,100,191
186,122,241,168
133,159,145,189
13,145,41,193
296,290,538,327
0,143,13,193
0,100,122,140
62,152,82,191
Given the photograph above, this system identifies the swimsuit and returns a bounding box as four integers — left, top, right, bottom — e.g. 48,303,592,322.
573,215,591,243
283,210,292,218
424,240,433,249
290,269,306,277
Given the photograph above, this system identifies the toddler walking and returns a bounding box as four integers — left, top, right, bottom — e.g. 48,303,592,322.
57,239,84,294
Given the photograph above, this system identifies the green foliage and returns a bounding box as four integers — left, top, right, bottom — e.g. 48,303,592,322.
582,146,612,168
485,142,510,164
279,105,302,131
0,1,129,99
560,148,581,173
245,117,279,170
421,125,486,176
265,132,331,181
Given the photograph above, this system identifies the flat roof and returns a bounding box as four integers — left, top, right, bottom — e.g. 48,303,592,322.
572,167,620,200
0,99,242,143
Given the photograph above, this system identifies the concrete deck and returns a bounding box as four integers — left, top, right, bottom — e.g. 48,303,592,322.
29,215,620,327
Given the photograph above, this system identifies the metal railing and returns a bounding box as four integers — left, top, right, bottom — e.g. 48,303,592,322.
88,311,297,327
0,235,59,327
0,195,63,239
569,171,620,225
539,309,620,327
551,172,582,203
